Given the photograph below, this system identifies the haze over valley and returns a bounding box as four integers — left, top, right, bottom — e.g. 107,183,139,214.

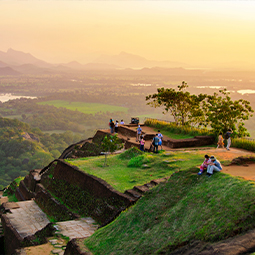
1,0,255,191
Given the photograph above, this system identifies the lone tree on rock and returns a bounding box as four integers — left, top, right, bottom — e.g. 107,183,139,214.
101,134,123,167
146,81,206,127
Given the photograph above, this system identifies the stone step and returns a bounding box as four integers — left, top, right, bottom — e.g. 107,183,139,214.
133,185,150,194
55,217,98,240
151,177,169,185
144,182,156,188
124,189,142,199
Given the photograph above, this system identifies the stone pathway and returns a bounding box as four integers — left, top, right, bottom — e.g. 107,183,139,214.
5,200,50,238
55,217,98,240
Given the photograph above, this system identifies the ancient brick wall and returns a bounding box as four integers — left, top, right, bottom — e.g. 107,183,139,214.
35,184,77,221
51,160,133,205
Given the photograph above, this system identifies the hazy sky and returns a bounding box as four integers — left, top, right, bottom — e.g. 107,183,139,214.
1,1,255,67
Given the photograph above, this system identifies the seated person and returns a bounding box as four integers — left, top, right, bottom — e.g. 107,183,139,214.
198,155,211,175
207,155,222,177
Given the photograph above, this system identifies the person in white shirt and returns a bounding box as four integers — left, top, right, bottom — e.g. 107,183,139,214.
157,130,163,150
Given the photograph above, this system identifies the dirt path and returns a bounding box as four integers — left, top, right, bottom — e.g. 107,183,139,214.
188,147,255,181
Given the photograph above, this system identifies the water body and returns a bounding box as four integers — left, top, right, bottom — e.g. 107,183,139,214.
0,93,37,103
237,90,255,95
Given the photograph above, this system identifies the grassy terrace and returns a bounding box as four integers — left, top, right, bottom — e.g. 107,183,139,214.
66,149,204,193
85,168,255,255
38,100,128,115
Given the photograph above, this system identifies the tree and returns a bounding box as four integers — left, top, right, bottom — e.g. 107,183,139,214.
146,81,206,126
203,89,254,137
101,134,123,167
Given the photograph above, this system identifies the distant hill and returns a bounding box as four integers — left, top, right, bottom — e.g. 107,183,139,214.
83,62,119,70
0,48,190,71
10,64,52,75
0,66,20,75
0,48,52,68
95,51,188,69
0,60,8,68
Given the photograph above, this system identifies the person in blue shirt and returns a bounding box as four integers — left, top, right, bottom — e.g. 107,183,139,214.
152,134,160,153
206,155,222,177
136,125,142,142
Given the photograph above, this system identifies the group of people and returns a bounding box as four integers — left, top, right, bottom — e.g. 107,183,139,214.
198,154,222,177
217,129,233,151
136,126,163,153
109,119,125,134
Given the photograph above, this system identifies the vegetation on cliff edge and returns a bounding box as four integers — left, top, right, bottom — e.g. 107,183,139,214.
85,168,255,254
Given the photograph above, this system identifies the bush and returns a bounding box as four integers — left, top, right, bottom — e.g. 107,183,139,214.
127,155,149,167
118,147,143,160
144,118,213,137
232,138,255,152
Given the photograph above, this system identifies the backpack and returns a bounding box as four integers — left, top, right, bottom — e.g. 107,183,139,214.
153,137,159,146
224,132,230,139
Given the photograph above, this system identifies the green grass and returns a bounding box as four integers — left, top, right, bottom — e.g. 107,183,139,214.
66,149,205,193
38,100,128,115
85,169,255,255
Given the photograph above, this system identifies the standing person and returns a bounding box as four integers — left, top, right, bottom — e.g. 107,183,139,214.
115,120,119,133
152,134,160,153
140,135,145,151
157,130,163,150
120,119,125,125
136,125,142,142
206,155,222,177
217,132,224,148
110,120,115,134
225,129,233,151
198,155,211,175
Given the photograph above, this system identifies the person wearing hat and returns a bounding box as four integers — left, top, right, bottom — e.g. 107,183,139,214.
206,155,222,177
136,125,142,142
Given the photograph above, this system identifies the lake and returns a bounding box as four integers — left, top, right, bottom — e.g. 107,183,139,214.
0,93,37,102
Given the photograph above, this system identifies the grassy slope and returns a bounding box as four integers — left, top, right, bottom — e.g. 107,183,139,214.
85,168,255,255
66,150,203,193
38,100,128,114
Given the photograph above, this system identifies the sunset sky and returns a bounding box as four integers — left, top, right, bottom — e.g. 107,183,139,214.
1,1,255,68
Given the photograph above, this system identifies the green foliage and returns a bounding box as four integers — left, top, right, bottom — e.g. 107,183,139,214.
127,155,149,167
118,147,143,160
101,135,123,153
146,85,253,138
101,134,123,166
0,117,86,188
146,82,207,127
85,169,255,255
231,138,255,152
204,89,254,137
144,118,212,137
0,97,131,134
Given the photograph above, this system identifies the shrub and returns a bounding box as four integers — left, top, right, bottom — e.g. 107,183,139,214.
127,155,149,167
232,138,255,152
118,147,143,160
144,118,214,137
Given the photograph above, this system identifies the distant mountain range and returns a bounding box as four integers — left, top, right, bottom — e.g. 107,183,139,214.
94,51,187,69
0,48,52,68
0,48,192,75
